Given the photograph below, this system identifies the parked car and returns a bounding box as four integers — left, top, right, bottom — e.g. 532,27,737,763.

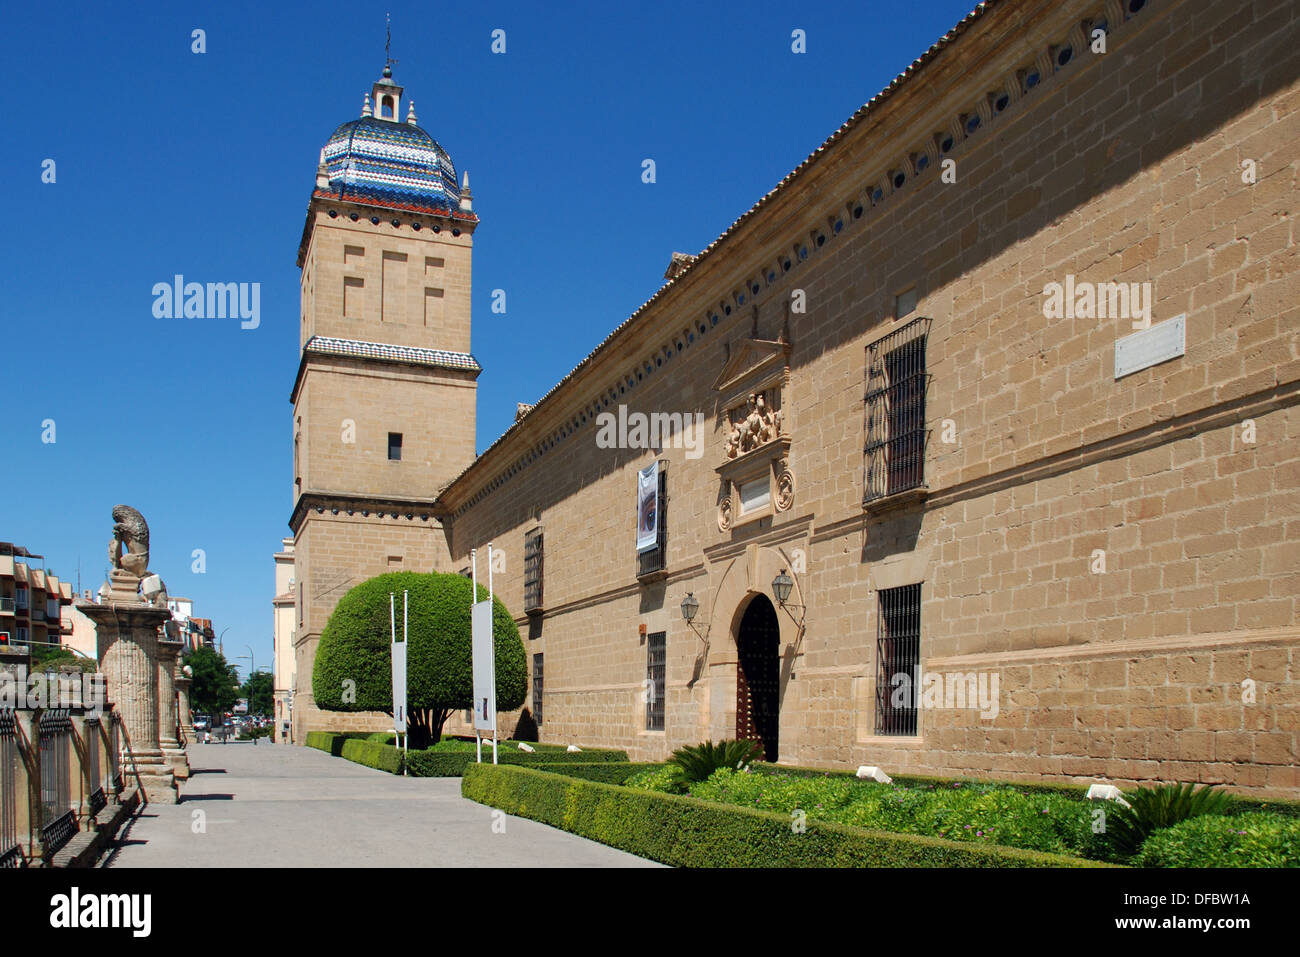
193,715,211,732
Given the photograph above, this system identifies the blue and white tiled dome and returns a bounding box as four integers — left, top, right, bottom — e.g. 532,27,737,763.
320,79,460,212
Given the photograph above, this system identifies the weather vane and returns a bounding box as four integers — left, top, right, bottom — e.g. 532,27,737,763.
385,13,398,72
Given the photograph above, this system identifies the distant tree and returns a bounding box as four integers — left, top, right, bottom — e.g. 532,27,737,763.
184,645,240,716
313,571,527,748
241,671,274,716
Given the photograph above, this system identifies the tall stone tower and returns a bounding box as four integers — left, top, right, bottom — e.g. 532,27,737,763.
288,66,479,740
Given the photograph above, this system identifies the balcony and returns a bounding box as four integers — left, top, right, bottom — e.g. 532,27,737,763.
0,597,13,615
30,608,45,621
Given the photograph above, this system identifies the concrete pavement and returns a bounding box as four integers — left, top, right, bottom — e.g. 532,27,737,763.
105,740,659,867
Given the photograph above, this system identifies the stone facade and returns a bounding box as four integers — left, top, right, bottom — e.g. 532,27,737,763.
291,0,1300,795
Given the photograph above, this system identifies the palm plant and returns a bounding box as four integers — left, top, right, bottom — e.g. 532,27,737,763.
668,739,763,784
1103,782,1235,859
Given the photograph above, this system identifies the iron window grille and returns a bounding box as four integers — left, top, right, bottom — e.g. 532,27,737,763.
646,631,666,731
524,528,544,614
532,653,544,727
0,710,18,867
874,583,922,736
864,317,931,504
636,469,668,578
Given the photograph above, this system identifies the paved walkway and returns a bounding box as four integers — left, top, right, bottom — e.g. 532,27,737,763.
105,741,658,867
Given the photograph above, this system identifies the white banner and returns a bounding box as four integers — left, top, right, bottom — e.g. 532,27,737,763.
391,637,407,734
471,599,496,732
636,461,659,553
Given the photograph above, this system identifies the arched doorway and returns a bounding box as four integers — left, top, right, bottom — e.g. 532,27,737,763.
736,594,780,762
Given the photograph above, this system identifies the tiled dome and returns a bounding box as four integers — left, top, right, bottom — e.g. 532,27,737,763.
321,115,459,212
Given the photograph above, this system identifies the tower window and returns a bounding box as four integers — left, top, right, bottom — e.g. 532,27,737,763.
388,432,403,461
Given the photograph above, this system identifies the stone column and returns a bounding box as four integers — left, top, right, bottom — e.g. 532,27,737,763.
175,668,194,743
157,639,189,780
75,572,177,804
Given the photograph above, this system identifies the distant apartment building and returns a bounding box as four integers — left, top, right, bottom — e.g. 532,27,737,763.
0,542,73,651
272,539,296,743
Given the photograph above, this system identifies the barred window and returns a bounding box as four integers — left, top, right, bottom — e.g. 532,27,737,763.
646,632,666,731
532,653,544,726
875,584,921,736
864,317,931,503
524,528,544,613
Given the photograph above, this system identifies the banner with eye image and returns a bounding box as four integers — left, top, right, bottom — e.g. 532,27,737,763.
636,461,658,553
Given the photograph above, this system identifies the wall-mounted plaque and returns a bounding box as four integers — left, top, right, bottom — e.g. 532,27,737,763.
1115,314,1186,379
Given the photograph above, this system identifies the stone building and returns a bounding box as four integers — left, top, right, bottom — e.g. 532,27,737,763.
288,0,1300,795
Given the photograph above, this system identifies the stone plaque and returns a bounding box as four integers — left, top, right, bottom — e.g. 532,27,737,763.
1114,314,1186,379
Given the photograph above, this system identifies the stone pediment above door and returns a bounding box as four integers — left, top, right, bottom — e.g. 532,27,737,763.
712,337,791,406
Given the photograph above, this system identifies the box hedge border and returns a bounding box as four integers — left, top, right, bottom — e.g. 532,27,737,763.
461,763,1112,868
406,747,629,778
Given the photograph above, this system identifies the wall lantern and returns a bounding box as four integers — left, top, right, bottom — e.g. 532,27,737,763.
680,592,700,622
771,568,805,629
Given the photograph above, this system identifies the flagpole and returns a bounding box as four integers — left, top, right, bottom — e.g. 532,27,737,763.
472,548,480,765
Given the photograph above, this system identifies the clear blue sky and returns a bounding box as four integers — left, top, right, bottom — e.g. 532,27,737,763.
0,0,976,674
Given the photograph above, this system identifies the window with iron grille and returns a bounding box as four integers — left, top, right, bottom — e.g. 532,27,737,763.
646,632,666,731
864,317,931,503
524,528,544,613
532,653,544,727
874,584,921,736
636,470,668,578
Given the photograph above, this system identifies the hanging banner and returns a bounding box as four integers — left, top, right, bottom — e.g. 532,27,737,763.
471,599,496,732
391,637,407,734
636,461,659,553
391,590,407,735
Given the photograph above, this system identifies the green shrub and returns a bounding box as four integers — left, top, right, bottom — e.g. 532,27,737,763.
462,764,1108,868
1103,783,1235,860
668,739,762,784
366,732,396,745
625,764,687,794
531,762,662,785
312,572,527,745
1136,813,1300,868
340,739,404,774
405,746,629,778
689,768,1097,857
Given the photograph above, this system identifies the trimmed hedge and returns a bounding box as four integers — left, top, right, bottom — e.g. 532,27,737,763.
340,739,404,774
530,762,662,785
461,764,1111,868
406,746,629,778
305,731,377,756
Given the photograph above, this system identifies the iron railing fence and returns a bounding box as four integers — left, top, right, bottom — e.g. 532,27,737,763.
864,317,931,504
109,712,122,791
874,584,922,736
84,716,105,816
0,710,19,867
39,709,75,853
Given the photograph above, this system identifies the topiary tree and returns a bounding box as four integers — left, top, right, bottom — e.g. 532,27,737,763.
312,571,526,748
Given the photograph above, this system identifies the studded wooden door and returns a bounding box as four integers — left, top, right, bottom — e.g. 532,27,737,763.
736,595,780,762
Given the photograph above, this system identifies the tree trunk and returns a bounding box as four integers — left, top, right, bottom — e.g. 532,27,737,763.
406,707,453,749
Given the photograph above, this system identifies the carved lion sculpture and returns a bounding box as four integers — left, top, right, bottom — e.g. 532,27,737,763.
109,504,151,578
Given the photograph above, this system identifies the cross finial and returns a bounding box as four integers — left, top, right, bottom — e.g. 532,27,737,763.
384,13,398,74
